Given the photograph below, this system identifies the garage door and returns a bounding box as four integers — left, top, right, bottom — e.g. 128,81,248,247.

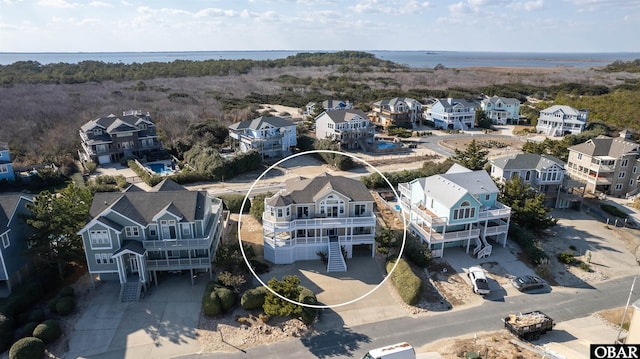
98,155,111,164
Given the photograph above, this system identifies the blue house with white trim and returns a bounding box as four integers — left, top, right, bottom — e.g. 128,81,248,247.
0,195,35,296
0,143,15,182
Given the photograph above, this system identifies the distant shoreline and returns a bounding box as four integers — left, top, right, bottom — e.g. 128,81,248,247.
1,50,638,68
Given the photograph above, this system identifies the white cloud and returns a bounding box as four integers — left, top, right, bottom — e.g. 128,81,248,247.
89,1,111,7
37,0,80,8
195,8,241,18
75,18,100,26
350,0,431,15
509,0,544,11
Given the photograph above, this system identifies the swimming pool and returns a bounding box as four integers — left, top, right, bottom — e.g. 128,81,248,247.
377,141,398,150
148,163,171,175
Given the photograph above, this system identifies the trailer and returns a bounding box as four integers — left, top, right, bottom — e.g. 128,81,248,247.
503,311,554,340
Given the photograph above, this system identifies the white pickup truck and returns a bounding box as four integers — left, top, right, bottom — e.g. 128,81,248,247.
468,266,491,295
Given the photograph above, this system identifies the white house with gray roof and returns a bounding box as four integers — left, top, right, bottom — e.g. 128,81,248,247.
77,179,225,302
490,153,566,208
304,99,353,116
372,97,422,127
565,132,640,197
480,96,521,125
262,173,376,271
228,116,297,160
315,109,375,151
535,105,588,137
399,164,511,259
425,98,477,130
78,110,164,165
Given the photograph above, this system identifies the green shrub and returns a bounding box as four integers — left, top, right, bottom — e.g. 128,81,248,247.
55,296,75,316
298,287,318,325
579,261,591,272
249,259,270,274
220,194,250,214
558,251,575,264
9,337,45,359
0,313,14,352
600,204,628,219
241,286,268,310
386,257,423,305
214,286,235,312
20,322,38,338
60,286,75,298
402,234,432,268
32,320,62,343
28,310,45,323
202,292,223,316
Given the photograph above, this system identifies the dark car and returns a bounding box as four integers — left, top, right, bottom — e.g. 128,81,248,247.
512,275,546,292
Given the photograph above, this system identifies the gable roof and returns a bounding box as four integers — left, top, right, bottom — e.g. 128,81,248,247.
482,96,520,106
491,153,565,171
569,136,640,158
374,97,420,108
320,109,368,124
435,98,475,109
80,112,154,133
228,116,294,131
0,195,31,232
540,105,582,116
265,173,372,206
88,180,208,226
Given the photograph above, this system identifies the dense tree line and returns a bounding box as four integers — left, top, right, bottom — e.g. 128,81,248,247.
601,59,640,73
0,51,401,85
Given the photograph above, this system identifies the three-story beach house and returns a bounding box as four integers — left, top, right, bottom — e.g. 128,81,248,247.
565,131,640,197
480,96,521,125
228,116,297,160
425,98,477,130
261,173,376,272
535,105,588,137
399,164,511,258
0,195,35,296
0,143,14,182
78,179,225,302
79,110,164,165
315,109,375,151
371,97,422,128
490,153,566,208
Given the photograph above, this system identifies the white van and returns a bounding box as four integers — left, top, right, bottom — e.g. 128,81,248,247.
362,342,416,359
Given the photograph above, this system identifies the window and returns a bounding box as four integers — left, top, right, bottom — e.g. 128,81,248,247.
577,153,583,160
125,226,139,237
630,179,635,186
525,171,531,181
181,223,191,236
93,128,102,135
485,194,490,201
1,234,9,248
160,219,177,240
297,207,309,219
453,201,476,220
149,225,157,237
622,159,629,167
355,204,366,216
277,208,283,217
89,230,110,247
615,184,623,191
619,172,626,178
95,253,114,264
634,166,638,174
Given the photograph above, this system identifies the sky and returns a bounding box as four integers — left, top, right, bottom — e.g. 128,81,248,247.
0,0,639,53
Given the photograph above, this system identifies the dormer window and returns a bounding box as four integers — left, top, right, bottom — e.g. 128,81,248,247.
93,128,103,135
138,123,147,130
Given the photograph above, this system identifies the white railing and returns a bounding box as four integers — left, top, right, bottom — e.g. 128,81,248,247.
142,237,211,250
262,215,376,232
478,205,511,220
398,183,411,197
412,224,480,243
146,257,211,270
483,224,509,236
338,234,374,243
589,163,615,173
411,206,447,226
264,236,330,248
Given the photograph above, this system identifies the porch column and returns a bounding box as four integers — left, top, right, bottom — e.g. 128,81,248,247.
465,238,470,254
504,216,510,247
116,256,126,284
137,255,145,283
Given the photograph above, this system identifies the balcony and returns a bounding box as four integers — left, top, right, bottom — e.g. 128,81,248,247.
411,205,447,227
262,215,376,232
478,203,511,220
146,257,211,271
264,233,375,249
143,216,221,250
412,223,480,243
589,162,615,173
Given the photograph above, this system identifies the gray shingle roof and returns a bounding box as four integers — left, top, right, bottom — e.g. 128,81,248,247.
228,116,294,131
491,153,565,171
265,173,373,206
569,136,640,157
482,96,520,106
0,195,21,231
89,180,207,225
320,109,368,124
435,98,475,109
80,112,154,133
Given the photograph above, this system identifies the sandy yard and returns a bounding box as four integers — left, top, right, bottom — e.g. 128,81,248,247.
439,136,527,159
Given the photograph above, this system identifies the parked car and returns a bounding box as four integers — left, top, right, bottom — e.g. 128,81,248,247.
468,266,490,295
362,342,415,359
512,275,546,292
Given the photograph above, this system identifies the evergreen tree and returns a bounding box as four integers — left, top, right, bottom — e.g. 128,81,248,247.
24,184,93,279
450,139,489,170
263,276,304,319
497,176,557,231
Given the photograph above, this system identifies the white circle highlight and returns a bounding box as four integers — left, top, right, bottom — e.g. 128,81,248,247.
238,149,408,309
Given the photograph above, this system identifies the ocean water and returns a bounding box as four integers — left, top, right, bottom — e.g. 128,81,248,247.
1,50,639,69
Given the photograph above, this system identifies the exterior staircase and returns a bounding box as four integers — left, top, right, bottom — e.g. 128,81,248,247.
120,280,142,302
327,237,347,272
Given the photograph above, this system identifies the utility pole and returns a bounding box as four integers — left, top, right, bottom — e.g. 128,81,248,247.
616,276,637,344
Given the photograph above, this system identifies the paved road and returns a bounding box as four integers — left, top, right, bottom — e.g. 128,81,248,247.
178,275,637,359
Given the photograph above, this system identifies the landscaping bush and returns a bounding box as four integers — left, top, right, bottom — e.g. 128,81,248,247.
32,320,62,343
402,234,432,268
508,225,548,264
20,322,38,338
386,257,423,305
214,286,236,312
220,194,250,214
0,313,14,352
600,204,628,219
249,259,270,274
241,286,268,310
298,287,318,325
9,337,45,359
28,310,45,323
558,251,575,264
202,291,223,316
60,286,75,298
55,296,75,316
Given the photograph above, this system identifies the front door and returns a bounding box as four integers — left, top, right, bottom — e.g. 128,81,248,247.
129,256,139,273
